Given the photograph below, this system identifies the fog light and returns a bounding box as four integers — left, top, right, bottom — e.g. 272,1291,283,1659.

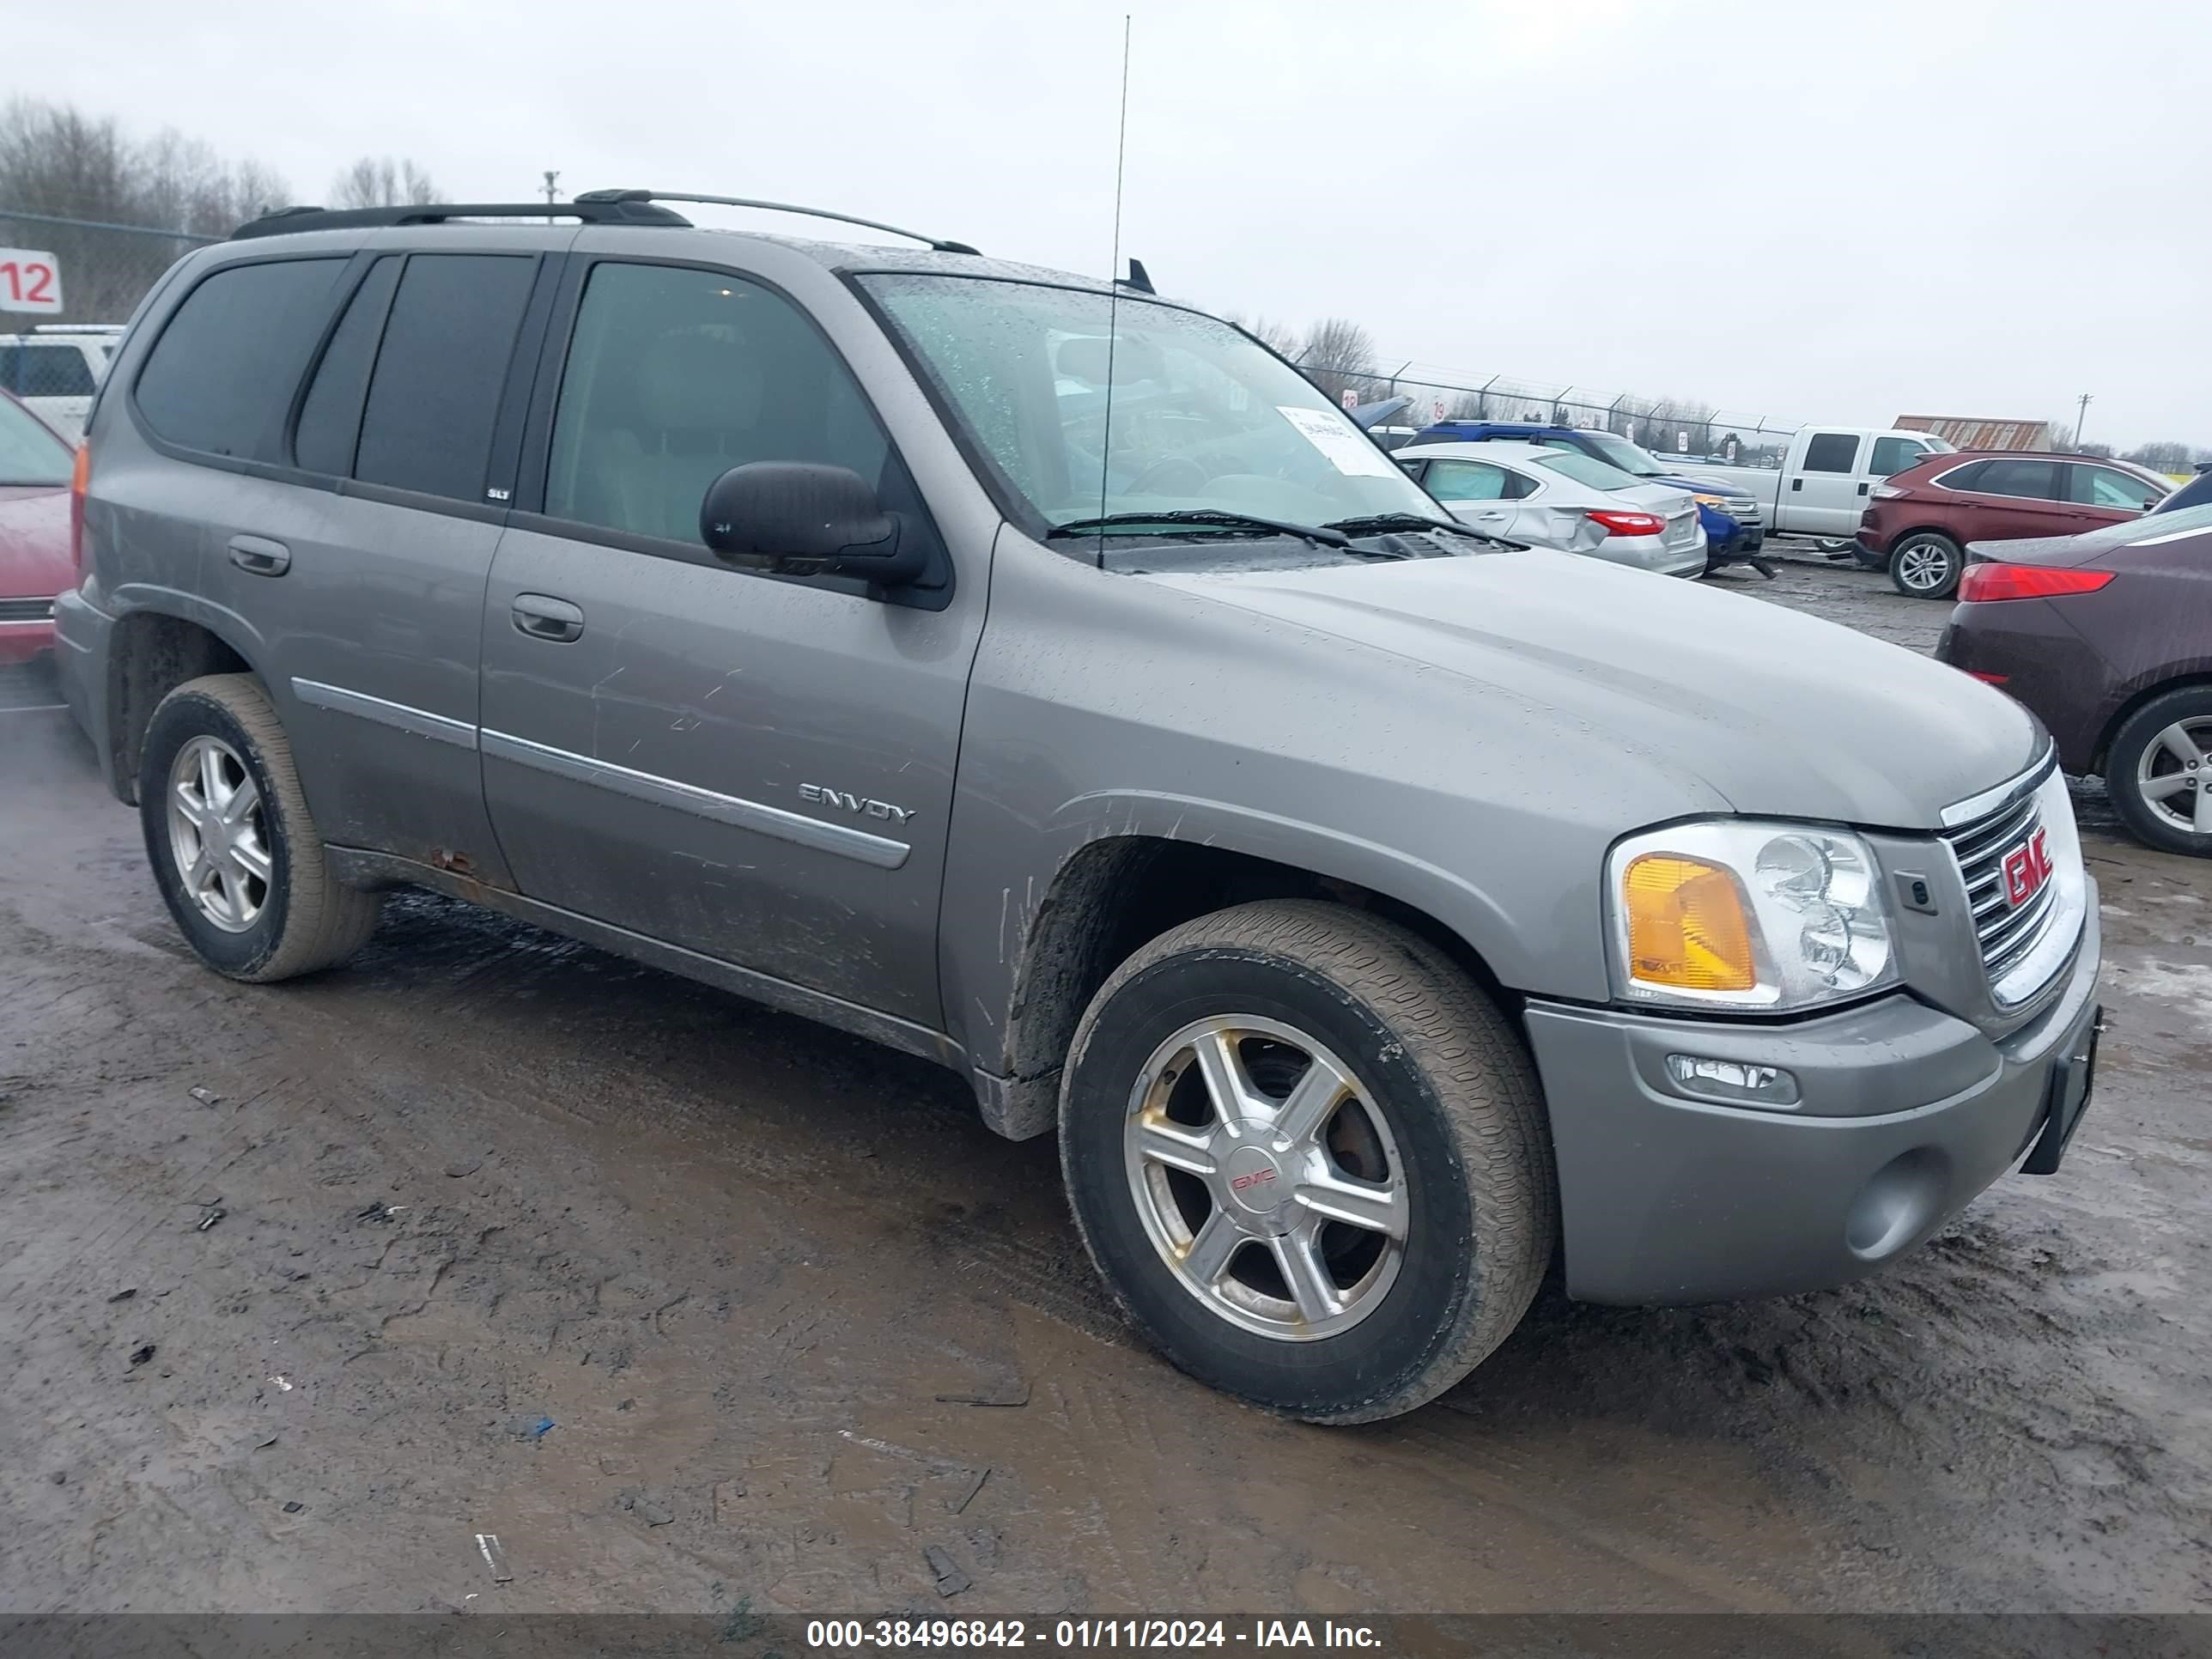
1665,1054,1801,1108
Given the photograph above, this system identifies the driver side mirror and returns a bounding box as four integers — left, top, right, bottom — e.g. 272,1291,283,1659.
700,462,927,586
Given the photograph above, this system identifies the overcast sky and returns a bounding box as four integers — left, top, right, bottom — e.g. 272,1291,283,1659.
21,0,2209,447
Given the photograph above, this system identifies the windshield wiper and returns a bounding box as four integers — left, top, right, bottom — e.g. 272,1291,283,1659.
1322,512,1525,549
1047,509,1351,549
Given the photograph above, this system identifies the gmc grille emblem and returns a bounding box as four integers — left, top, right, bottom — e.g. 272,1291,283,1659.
2002,829,2053,908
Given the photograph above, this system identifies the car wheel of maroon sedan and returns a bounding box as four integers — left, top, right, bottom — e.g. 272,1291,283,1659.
2106,688,2212,857
1889,532,1963,599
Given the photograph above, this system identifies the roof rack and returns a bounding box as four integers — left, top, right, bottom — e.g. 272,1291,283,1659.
229,198,693,240
573,189,980,256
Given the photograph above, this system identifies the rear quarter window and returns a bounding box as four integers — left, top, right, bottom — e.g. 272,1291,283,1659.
134,258,349,461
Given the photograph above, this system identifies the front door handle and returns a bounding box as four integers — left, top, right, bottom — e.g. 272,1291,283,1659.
511,592,585,643
227,535,290,576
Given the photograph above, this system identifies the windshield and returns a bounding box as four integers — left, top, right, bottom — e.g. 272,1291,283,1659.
861,276,1440,540
1532,449,1640,492
0,395,70,486
1572,432,1667,477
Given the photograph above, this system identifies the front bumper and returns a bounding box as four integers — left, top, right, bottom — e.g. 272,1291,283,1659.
1522,898,2100,1305
0,618,54,666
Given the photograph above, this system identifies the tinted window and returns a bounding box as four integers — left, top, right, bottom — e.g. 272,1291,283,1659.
1801,432,1861,473
355,255,536,501
0,392,72,484
0,343,96,398
1423,459,1516,501
1971,459,2059,500
546,262,890,544
135,258,347,460
2067,465,2163,511
294,258,400,477
2154,471,2212,515
1936,460,1987,491
1869,435,1927,477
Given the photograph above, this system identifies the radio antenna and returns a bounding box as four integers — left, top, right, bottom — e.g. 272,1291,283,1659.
1095,14,1132,570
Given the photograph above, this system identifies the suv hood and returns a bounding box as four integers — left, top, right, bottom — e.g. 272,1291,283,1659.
1156,549,2039,829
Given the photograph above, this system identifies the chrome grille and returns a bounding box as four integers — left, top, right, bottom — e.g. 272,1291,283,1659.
1944,784,2057,985
0,597,56,622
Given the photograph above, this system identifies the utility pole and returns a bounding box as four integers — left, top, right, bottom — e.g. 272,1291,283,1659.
2075,392,2092,451
542,170,560,224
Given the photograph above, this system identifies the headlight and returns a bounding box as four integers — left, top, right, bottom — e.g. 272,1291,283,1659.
1607,820,1899,1011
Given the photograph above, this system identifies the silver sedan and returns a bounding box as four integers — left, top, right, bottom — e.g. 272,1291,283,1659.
1399,440,1707,577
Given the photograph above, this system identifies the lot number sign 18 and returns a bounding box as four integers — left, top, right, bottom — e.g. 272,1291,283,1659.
0,250,64,314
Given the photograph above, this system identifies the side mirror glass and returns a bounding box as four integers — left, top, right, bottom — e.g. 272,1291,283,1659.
700,462,927,586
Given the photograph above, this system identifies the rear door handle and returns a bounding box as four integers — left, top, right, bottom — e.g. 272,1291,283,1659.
511,592,585,642
227,535,290,576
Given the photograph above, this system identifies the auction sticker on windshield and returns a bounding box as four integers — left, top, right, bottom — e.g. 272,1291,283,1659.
1275,405,1397,478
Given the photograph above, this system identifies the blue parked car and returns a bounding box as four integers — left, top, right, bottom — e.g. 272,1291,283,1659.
1413,421,1777,577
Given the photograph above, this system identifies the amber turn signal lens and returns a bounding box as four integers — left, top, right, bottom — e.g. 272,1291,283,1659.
1622,854,1757,992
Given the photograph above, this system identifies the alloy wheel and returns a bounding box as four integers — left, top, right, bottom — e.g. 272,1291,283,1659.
167,735,273,933
2135,717,2212,836
1123,1015,1407,1340
1895,540,1954,592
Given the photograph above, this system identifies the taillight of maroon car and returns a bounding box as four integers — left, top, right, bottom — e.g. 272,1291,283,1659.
69,441,90,584
1958,562,2117,603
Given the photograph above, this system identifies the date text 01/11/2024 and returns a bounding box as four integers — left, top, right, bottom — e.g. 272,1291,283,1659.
804,1620,1383,1650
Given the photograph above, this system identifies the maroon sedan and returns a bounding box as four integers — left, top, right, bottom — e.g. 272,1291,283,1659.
1856,450,2169,599
0,389,75,667
1936,505,2212,856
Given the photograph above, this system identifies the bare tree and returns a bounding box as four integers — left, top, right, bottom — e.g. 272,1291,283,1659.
2124,440,2196,473
0,98,290,325
1223,313,1301,358
1297,317,1377,404
2047,420,2075,452
329,155,439,209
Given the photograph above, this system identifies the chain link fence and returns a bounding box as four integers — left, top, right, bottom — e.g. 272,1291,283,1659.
0,209,216,418
0,205,1812,469
1312,363,1805,468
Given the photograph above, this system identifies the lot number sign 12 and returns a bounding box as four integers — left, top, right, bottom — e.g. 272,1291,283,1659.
0,250,64,314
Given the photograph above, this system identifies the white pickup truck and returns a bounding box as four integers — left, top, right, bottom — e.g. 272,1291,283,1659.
1675,426,1955,539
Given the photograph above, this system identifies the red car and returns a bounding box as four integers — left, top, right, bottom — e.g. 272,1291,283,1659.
0,389,75,667
1854,450,2169,599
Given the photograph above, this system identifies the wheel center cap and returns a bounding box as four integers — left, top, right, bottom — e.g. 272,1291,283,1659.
1221,1145,1286,1217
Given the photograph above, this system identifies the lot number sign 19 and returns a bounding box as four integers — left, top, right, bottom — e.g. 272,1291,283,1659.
0,250,64,314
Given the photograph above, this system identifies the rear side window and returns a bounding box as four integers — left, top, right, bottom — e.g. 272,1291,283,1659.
1423,458,1517,501
1970,459,2058,500
1801,432,1861,473
0,343,96,398
1936,460,1987,491
353,255,537,501
135,258,347,460
1869,435,1927,477
293,258,401,477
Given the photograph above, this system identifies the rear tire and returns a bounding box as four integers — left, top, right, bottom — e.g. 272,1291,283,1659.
139,674,381,981
2105,686,2212,858
1890,532,1963,599
1059,900,1555,1424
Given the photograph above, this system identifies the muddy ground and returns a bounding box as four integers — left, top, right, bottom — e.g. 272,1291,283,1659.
1,552,2206,1620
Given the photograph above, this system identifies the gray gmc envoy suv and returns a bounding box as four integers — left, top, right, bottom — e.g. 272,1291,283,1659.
55,191,2102,1423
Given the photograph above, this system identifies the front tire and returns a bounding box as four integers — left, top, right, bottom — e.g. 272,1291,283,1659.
138,674,381,981
2105,687,2212,858
1060,900,1555,1424
1890,532,1963,599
